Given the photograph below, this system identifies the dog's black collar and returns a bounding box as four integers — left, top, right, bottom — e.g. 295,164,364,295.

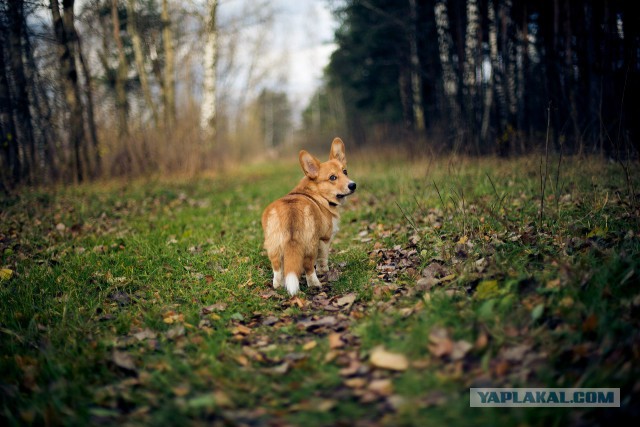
289,191,338,208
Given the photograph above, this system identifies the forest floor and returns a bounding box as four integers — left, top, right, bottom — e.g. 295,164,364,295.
1,154,639,426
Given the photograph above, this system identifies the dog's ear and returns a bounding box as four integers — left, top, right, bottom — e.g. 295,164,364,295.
329,137,346,165
299,150,321,179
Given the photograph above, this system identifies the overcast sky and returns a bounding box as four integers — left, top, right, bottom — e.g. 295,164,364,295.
218,0,338,116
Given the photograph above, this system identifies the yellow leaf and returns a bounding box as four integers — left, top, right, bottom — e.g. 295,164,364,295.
302,340,317,351
457,235,469,245
370,346,409,371
0,268,13,281
475,280,500,300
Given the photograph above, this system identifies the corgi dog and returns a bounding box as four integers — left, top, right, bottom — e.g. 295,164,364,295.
262,138,356,295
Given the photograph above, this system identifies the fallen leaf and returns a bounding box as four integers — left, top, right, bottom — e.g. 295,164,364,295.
336,293,356,309
172,385,191,397
368,379,393,396
475,280,500,300
502,344,531,361
0,268,13,281
344,378,367,388
163,311,184,324
428,328,453,358
231,324,251,336
531,303,545,321
112,350,136,371
133,328,157,341
302,340,317,351
290,296,306,308
370,346,409,371
202,303,227,314
166,325,185,340
475,332,488,350
451,340,473,360
328,333,344,349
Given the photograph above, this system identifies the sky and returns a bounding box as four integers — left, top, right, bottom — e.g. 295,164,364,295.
218,0,338,117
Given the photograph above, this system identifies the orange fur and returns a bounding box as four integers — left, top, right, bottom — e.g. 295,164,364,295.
261,138,356,295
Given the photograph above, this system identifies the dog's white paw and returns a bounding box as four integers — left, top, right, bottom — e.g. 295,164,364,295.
285,273,299,295
307,271,322,288
273,270,283,288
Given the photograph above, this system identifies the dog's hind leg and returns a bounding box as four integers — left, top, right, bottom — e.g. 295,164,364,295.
268,253,283,289
304,254,322,288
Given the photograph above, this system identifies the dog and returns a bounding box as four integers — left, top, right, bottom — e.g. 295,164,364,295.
261,138,356,295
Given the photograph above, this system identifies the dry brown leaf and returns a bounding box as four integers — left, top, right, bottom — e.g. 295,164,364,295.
336,293,356,309
328,333,344,349
451,340,473,360
290,296,306,308
112,350,136,371
474,332,488,350
133,328,157,341
344,378,367,389
428,327,453,357
172,385,191,397
369,346,409,371
201,303,227,314
368,379,393,396
231,324,251,335
302,340,317,351
163,311,184,324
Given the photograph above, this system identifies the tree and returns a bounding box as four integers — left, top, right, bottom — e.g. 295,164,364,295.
127,0,159,126
161,0,175,128
7,0,35,183
200,0,218,140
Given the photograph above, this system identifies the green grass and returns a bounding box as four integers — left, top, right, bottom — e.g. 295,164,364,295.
1,154,639,426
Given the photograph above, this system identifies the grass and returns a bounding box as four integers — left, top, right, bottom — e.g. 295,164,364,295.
1,153,639,426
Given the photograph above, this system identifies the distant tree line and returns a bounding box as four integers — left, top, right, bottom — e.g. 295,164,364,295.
306,0,638,156
0,0,292,191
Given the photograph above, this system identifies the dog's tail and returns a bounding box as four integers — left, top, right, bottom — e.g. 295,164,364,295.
283,240,303,296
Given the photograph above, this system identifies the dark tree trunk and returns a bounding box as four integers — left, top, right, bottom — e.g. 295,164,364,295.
51,0,85,182
0,28,19,188
7,0,35,183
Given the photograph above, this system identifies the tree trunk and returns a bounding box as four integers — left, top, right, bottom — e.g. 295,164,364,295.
22,23,59,181
161,0,176,128
111,0,129,137
463,0,479,151
408,0,424,133
52,0,86,182
73,22,101,176
200,0,218,140
480,0,497,145
434,0,460,142
126,0,159,126
0,30,20,188
8,0,35,183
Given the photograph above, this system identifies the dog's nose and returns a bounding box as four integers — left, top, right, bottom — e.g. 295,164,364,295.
348,182,357,191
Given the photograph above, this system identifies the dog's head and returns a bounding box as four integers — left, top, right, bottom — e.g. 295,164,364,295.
299,138,356,206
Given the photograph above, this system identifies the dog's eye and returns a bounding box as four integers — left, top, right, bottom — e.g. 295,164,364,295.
343,169,348,176
329,175,337,181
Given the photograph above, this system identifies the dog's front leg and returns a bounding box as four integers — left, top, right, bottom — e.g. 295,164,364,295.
316,240,330,275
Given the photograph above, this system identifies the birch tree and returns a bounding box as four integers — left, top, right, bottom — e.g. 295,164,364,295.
127,0,159,126
111,0,129,137
408,0,424,132
434,0,460,134
200,0,218,140
161,0,175,128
